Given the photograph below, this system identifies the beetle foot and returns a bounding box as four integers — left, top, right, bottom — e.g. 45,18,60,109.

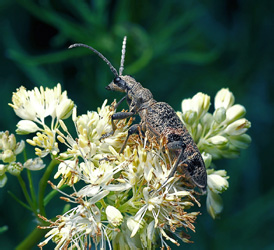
100,131,114,141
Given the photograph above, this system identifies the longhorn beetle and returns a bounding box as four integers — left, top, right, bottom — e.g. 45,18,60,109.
69,37,207,192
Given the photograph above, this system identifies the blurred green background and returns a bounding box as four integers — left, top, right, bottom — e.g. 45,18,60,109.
0,0,273,249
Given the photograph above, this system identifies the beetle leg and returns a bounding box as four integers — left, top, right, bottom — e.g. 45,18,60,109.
119,124,142,154
114,95,127,110
166,141,186,179
100,111,135,140
155,141,186,192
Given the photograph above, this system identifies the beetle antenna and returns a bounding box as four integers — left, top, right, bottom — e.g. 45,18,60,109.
68,43,119,77
119,36,127,76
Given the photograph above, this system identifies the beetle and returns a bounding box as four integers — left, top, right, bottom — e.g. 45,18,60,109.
69,37,207,192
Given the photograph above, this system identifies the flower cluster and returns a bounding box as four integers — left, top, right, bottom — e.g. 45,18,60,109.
9,84,74,157
0,131,25,187
5,84,251,249
0,131,45,187
177,88,251,218
38,100,200,249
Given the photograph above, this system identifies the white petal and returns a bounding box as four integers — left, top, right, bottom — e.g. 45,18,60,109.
77,185,100,197
214,88,234,110
207,135,228,145
225,104,246,124
206,189,223,219
0,174,8,188
224,118,251,136
104,183,132,191
14,140,25,155
16,120,40,134
88,190,109,204
208,174,229,193
106,205,123,226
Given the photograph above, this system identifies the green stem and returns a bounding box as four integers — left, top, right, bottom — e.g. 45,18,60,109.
17,175,35,212
27,169,37,210
15,226,50,250
38,157,59,216
8,191,31,211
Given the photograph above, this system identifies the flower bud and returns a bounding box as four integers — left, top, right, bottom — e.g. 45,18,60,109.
229,134,251,149
200,113,214,130
181,98,192,113
213,107,226,124
16,120,40,135
207,135,228,146
14,140,25,155
7,163,22,176
208,173,229,193
192,92,211,118
8,134,16,150
106,205,123,226
127,217,140,234
56,98,74,120
225,104,246,124
224,118,251,136
0,173,8,188
206,189,223,219
2,149,16,163
1,131,9,150
214,170,227,177
214,88,234,110
202,152,212,168
182,110,197,126
194,123,203,141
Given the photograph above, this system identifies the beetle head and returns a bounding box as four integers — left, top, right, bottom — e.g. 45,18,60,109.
106,76,127,92
106,75,138,93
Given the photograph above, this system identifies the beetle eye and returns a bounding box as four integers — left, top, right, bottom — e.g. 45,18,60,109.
114,77,121,84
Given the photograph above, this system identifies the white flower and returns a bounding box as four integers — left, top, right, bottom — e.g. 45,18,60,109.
9,84,74,123
106,205,123,226
26,128,59,157
206,189,223,219
202,152,212,168
38,203,106,249
7,163,22,176
225,104,246,123
213,107,226,124
23,158,45,171
214,88,235,109
208,172,229,194
206,170,229,218
207,135,228,146
192,92,211,118
182,92,210,120
16,120,41,135
9,85,74,158
224,118,251,136
0,131,25,164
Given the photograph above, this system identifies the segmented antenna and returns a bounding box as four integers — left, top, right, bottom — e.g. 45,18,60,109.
68,43,119,77
119,36,127,76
